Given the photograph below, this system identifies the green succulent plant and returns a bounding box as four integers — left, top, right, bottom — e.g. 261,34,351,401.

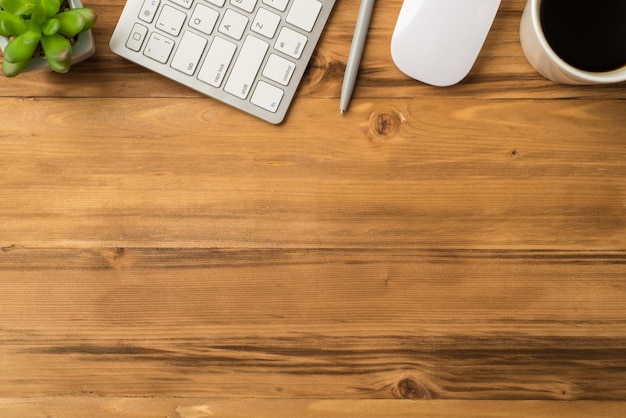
0,0,96,77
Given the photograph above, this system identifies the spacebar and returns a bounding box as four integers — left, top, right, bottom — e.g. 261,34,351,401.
224,35,269,100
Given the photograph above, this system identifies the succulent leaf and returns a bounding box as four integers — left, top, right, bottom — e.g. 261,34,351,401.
2,57,31,77
0,0,37,16
32,2,48,24
46,55,71,73
54,10,85,36
0,10,27,36
40,33,71,72
3,28,41,63
41,0,62,19
42,17,59,35
69,8,97,31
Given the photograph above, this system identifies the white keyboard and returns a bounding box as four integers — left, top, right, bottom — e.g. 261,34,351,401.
110,0,335,124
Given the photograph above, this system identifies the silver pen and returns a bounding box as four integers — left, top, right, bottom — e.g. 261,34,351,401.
340,0,376,115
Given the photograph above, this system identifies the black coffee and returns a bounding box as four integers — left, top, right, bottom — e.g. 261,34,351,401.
540,0,626,72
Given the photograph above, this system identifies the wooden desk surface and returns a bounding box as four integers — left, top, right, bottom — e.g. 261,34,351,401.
1,0,625,416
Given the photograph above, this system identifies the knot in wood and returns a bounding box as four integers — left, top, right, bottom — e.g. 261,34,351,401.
396,378,432,400
304,50,337,87
368,109,402,141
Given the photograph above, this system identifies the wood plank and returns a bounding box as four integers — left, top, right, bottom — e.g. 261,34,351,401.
2,331,626,398
1,97,624,248
2,248,625,326
1,399,626,418
1,248,625,398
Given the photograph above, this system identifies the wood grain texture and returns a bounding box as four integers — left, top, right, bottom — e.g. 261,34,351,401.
1,97,624,248
2,399,626,418
2,247,626,399
1,0,625,415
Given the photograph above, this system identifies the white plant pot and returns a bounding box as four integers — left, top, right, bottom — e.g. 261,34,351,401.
0,0,96,73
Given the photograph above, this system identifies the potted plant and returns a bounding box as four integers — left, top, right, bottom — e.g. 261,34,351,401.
0,0,96,77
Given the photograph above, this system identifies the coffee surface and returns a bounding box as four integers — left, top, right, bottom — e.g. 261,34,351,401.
540,0,626,72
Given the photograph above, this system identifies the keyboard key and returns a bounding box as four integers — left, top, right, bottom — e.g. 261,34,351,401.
225,35,269,99
207,0,226,6
263,54,295,85
139,0,160,23
219,9,248,41
263,0,289,12
198,36,237,87
144,32,175,63
126,23,148,51
171,31,207,75
156,5,186,36
251,8,281,39
189,3,220,35
169,0,193,9
230,0,258,13
275,27,308,59
286,0,322,32
251,81,284,112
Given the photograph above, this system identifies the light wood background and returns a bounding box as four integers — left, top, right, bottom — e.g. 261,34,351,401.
1,0,625,416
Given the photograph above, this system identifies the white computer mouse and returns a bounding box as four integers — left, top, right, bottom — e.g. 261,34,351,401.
391,0,501,87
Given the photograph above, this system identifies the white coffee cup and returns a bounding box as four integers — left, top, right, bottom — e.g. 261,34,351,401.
519,0,626,84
